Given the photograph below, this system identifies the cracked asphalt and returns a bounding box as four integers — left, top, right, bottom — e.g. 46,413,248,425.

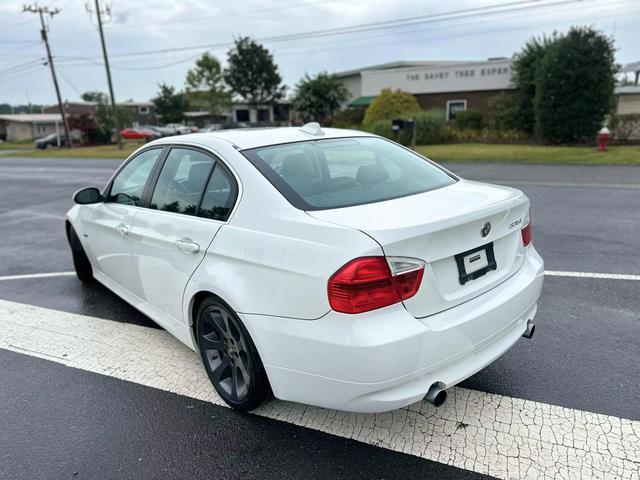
0,156,639,479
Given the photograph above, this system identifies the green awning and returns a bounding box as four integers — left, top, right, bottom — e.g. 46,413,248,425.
348,96,376,107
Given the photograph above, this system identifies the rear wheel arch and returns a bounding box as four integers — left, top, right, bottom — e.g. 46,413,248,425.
189,291,241,348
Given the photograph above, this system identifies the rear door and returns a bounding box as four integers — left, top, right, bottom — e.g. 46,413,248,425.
80,147,164,292
129,146,238,324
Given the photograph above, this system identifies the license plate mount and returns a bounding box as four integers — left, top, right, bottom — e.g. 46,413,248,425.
455,242,497,285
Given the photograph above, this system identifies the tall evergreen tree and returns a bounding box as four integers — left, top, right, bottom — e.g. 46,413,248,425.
225,37,285,107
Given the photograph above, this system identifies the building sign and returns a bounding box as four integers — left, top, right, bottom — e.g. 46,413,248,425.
361,60,515,96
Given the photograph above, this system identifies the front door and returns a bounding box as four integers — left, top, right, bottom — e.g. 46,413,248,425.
130,147,238,324
80,148,163,292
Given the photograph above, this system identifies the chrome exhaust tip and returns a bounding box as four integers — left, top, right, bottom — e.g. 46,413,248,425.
425,383,447,407
522,320,535,339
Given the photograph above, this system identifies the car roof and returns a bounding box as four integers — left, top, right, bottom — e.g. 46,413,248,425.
158,126,374,150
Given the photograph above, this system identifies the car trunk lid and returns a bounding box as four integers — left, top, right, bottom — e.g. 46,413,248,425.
308,179,530,318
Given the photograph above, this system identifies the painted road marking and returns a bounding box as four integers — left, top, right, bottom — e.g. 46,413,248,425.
0,271,75,282
487,180,640,190
544,270,640,281
2,270,639,283
0,299,638,480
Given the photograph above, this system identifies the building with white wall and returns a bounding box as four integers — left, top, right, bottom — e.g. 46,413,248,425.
335,58,516,121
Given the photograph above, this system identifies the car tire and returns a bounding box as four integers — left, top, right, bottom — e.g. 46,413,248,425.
67,226,93,282
196,296,271,412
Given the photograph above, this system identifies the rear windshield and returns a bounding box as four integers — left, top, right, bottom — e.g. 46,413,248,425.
242,137,456,210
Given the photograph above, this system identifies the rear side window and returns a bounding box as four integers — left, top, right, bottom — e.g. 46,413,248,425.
198,165,237,221
149,148,214,215
109,148,162,206
242,137,456,210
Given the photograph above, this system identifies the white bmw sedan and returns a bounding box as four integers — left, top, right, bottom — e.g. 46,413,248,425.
66,124,543,413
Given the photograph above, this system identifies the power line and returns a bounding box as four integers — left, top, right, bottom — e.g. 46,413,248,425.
100,0,580,59
51,0,634,76
22,3,72,149
8,0,623,67
57,65,82,96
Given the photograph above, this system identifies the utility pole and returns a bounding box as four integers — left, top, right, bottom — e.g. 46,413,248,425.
91,0,122,149
23,4,72,149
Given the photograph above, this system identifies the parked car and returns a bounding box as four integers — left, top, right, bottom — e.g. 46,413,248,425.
66,124,543,413
148,125,175,137
120,127,154,140
35,133,68,149
199,124,224,133
164,123,192,135
138,126,164,140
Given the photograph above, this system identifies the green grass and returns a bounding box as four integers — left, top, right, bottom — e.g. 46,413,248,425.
0,142,141,159
415,143,640,165
0,139,37,150
2,140,639,165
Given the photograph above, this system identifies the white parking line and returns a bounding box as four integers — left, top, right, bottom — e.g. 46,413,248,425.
487,180,640,190
0,271,75,282
2,269,639,283
545,270,640,281
0,299,638,480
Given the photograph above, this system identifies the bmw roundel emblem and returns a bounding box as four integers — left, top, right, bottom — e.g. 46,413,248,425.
481,222,491,237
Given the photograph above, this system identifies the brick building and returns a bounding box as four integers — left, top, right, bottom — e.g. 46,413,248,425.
335,59,517,122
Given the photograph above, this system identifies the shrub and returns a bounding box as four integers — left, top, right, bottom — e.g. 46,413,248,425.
446,128,529,143
454,109,483,130
329,107,365,128
413,110,446,144
489,93,521,131
609,114,640,142
362,88,421,127
362,119,413,145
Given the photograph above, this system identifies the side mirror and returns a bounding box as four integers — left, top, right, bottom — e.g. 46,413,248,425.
73,187,103,205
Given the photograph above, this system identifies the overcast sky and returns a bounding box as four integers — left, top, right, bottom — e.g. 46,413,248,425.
0,0,638,106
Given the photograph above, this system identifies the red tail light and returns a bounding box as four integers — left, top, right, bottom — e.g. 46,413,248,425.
328,256,424,314
521,210,533,246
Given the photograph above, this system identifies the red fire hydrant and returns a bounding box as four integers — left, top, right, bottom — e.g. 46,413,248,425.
597,127,611,151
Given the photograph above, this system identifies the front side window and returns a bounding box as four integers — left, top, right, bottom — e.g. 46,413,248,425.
198,165,237,221
108,148,162,206
150,148,215,215
243,137,455,210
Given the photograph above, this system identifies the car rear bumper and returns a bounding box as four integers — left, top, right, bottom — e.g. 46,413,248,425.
242,246,544,412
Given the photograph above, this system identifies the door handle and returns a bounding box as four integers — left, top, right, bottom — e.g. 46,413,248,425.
176,238,200,254
117,223,129,236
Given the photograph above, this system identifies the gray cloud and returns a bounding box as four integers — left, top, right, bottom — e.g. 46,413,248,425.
0,0,637,105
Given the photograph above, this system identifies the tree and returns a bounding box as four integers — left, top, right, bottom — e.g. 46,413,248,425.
95,102,131,134
292,72,349,124
81,91,108,103
512,35,556,134
225,37,285,106
185,53,230,117
152,83,189,124
82,90,131,138
67,113,99,144
362,88,421,127
488,93,520,131
535,26,616,143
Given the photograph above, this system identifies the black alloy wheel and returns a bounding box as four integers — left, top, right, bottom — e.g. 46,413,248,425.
196,297,270,412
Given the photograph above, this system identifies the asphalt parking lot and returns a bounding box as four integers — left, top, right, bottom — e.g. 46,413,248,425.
0,156,639,479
